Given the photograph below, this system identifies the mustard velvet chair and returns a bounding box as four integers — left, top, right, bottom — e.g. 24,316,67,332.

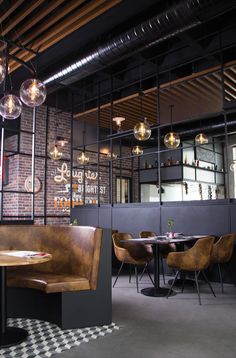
210,233,236,293
166,237,215,305
139,231,176,284
112,232,153,292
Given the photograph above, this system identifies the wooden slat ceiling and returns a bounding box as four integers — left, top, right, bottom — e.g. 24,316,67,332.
75,61,236,131
0,0,122,72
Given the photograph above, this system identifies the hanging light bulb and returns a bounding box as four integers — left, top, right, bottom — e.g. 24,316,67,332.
20,78,47,107
164,132,180,149
164,105,180,149
113,116,125,132
77,151,89,165
107,152,118,159
56,136,68,147
0,57,6,84
134,117,151,141
195,133,208,145
132,145,143,155
48,143,63,160
0,94,22,119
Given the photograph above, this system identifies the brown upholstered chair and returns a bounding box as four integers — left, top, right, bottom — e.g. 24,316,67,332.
112,232,153,292
139,231,176,284
166,237,215,305
210,233,236,293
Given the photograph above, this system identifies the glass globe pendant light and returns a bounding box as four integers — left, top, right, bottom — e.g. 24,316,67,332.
134,117,151,141
195,133,208,145
164,105,180,149
107,151,118,159
0,94,22,119
77,151,89,165
20,78,46,107
48,143,63,160
230,160,236,172
132,145,143,155
164,131,180,149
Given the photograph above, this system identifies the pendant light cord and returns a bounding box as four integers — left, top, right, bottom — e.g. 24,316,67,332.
170,104,174,131
139,63,144,119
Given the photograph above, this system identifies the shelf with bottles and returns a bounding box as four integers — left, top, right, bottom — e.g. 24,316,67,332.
182,163,226,174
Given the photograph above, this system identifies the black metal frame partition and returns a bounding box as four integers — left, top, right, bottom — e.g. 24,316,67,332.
71,33,236,212
0,40,37,224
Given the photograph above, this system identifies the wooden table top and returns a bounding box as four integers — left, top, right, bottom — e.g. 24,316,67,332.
0,251,52,267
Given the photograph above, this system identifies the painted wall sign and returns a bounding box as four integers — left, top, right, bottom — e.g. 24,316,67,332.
54,162,98,183
25,176,41,193
54,162,106,208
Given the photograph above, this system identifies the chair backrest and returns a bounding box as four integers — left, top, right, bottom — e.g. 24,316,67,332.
112,232,153,263
140,231,156,238
112,232,133,249
189,236,215,271
211,233,236,264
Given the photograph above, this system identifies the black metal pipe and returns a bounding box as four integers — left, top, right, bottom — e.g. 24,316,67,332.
46,0,227,86
44,106,49,225
31,108,36,222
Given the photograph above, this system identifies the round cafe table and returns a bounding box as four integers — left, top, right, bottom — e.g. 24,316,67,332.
0,250,52,348
125,235,205,297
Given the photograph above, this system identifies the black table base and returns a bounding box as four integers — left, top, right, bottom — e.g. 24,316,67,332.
141,287,176,297
0,327,28,348
1,266,29,348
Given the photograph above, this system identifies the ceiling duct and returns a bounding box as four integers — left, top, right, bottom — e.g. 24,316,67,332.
44,0,231,86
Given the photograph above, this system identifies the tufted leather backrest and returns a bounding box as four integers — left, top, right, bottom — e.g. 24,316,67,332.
0,225,102,290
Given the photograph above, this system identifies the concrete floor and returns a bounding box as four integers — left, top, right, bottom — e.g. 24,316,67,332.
54,274,236,358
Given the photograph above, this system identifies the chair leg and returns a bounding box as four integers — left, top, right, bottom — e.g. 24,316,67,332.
139,263,147,281
135,265,139,293
195,271,201,305
202,271,216,297
181,271,185,293
113,262,124,288
218,263,224,293
129,264,132,283
146,265,154,286
167,270,179,299
161,257,165,285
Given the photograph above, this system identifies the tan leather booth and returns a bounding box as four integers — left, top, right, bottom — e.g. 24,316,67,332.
0,225,112,329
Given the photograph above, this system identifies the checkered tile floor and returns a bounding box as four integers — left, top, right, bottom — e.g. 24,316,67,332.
0,318,119,357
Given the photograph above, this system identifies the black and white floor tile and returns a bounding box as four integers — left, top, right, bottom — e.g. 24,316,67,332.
0,318,119,358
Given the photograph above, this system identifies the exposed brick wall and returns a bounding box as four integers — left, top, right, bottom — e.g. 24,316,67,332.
3,105,71,224
3,105,140,223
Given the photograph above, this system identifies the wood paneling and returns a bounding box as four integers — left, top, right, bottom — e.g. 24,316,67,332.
75,63,236,130
1,0,122,72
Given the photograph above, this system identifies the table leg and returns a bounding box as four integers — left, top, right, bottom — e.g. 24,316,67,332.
0,267,28,348
141,244,176,297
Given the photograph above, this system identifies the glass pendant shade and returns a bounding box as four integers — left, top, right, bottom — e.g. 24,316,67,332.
48,143,63,160
230,160,236,172
0,57,6,84
134,117,151,141
195,133,208,145
164,131,180,149
107,152,117,159
77,152,89,165
20,78,46,107
132,145,143,155
0,94,22,119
